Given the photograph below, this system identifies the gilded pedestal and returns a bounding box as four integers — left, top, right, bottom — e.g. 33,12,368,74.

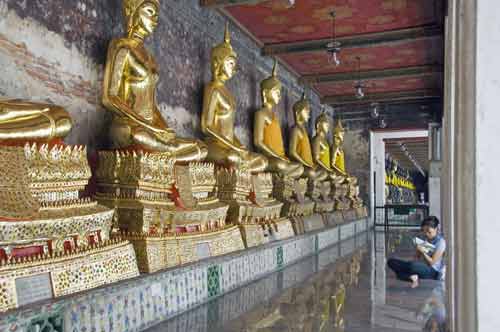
0,144,139,312
216,168,292,247
96,150,244,273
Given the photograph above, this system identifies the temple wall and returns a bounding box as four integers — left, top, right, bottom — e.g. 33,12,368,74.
0,0,372,198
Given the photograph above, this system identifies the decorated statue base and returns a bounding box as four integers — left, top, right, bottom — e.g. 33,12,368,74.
125,226,244,272
292,214,326,235
0,144,139,312
332,183,352,212
272,175,315,218
0,239,137,312
216,168,293,247
96,150,245,273
356,206,369,219
308,179,335,214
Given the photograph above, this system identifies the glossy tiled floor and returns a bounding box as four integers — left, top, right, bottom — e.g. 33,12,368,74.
146,229,447,332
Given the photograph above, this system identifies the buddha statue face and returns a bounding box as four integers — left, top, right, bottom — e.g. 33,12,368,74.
334,121,345,146
293,95,311,125
137,3,158,35
263,86,281,107
334,133,343,146
125,0,159,38
315,114,330,136
296,105,310,124
221,56,237,80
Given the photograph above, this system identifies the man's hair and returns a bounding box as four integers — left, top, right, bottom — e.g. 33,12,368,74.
421,216,440,229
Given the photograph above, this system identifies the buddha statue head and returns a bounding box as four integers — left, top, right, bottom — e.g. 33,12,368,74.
261,59,282,108
211,23,238,82
333,120,345,147
293,92,311,126
124,0,160,39
315,112,330,136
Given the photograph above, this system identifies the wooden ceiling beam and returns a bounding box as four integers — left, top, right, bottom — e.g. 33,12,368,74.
300,65,442,84
322,89,441,106
200,0,266,8
262,25,443,56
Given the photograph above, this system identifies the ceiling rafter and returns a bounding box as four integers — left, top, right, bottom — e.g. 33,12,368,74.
299,65,442,85
322,89,441,106
262,25,443,56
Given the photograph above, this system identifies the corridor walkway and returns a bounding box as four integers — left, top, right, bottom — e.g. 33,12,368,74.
146,229,447,332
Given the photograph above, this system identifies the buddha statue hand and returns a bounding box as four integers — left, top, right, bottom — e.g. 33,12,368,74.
154,128,176,144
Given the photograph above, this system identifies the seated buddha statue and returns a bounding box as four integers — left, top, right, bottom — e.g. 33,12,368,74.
102,0,206,162
0,99,72,142
289,93,328,182
202,23,267,173
254,60,304,179
331,120,358,184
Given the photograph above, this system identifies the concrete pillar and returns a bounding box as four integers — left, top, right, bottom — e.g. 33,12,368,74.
428,123,442,218
444,0,500,331
475,1,500,330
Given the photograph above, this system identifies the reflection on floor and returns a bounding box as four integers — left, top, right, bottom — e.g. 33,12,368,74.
146,229,447,332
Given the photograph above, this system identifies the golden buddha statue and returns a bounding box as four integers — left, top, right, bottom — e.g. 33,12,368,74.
202,23,267,173
102,0,206,162
254,60,303,179
289,93,328,182
0,99,72,142
331,120,348,177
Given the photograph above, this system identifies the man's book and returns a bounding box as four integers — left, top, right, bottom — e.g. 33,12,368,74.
413,237,436,255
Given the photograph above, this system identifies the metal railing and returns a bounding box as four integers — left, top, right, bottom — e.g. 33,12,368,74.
374,204,429,229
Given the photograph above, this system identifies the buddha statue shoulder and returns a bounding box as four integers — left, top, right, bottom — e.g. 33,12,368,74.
0,98,72,142
253,60,303,179
102,0,206,162
288,93,327,182
201,23,267,173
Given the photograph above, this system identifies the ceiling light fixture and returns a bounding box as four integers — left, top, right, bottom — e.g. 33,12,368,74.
281,0,296,8
326,10,341,66
354,56,365,99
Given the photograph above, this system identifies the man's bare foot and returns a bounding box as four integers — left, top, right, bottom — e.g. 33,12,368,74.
410,275,419,288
